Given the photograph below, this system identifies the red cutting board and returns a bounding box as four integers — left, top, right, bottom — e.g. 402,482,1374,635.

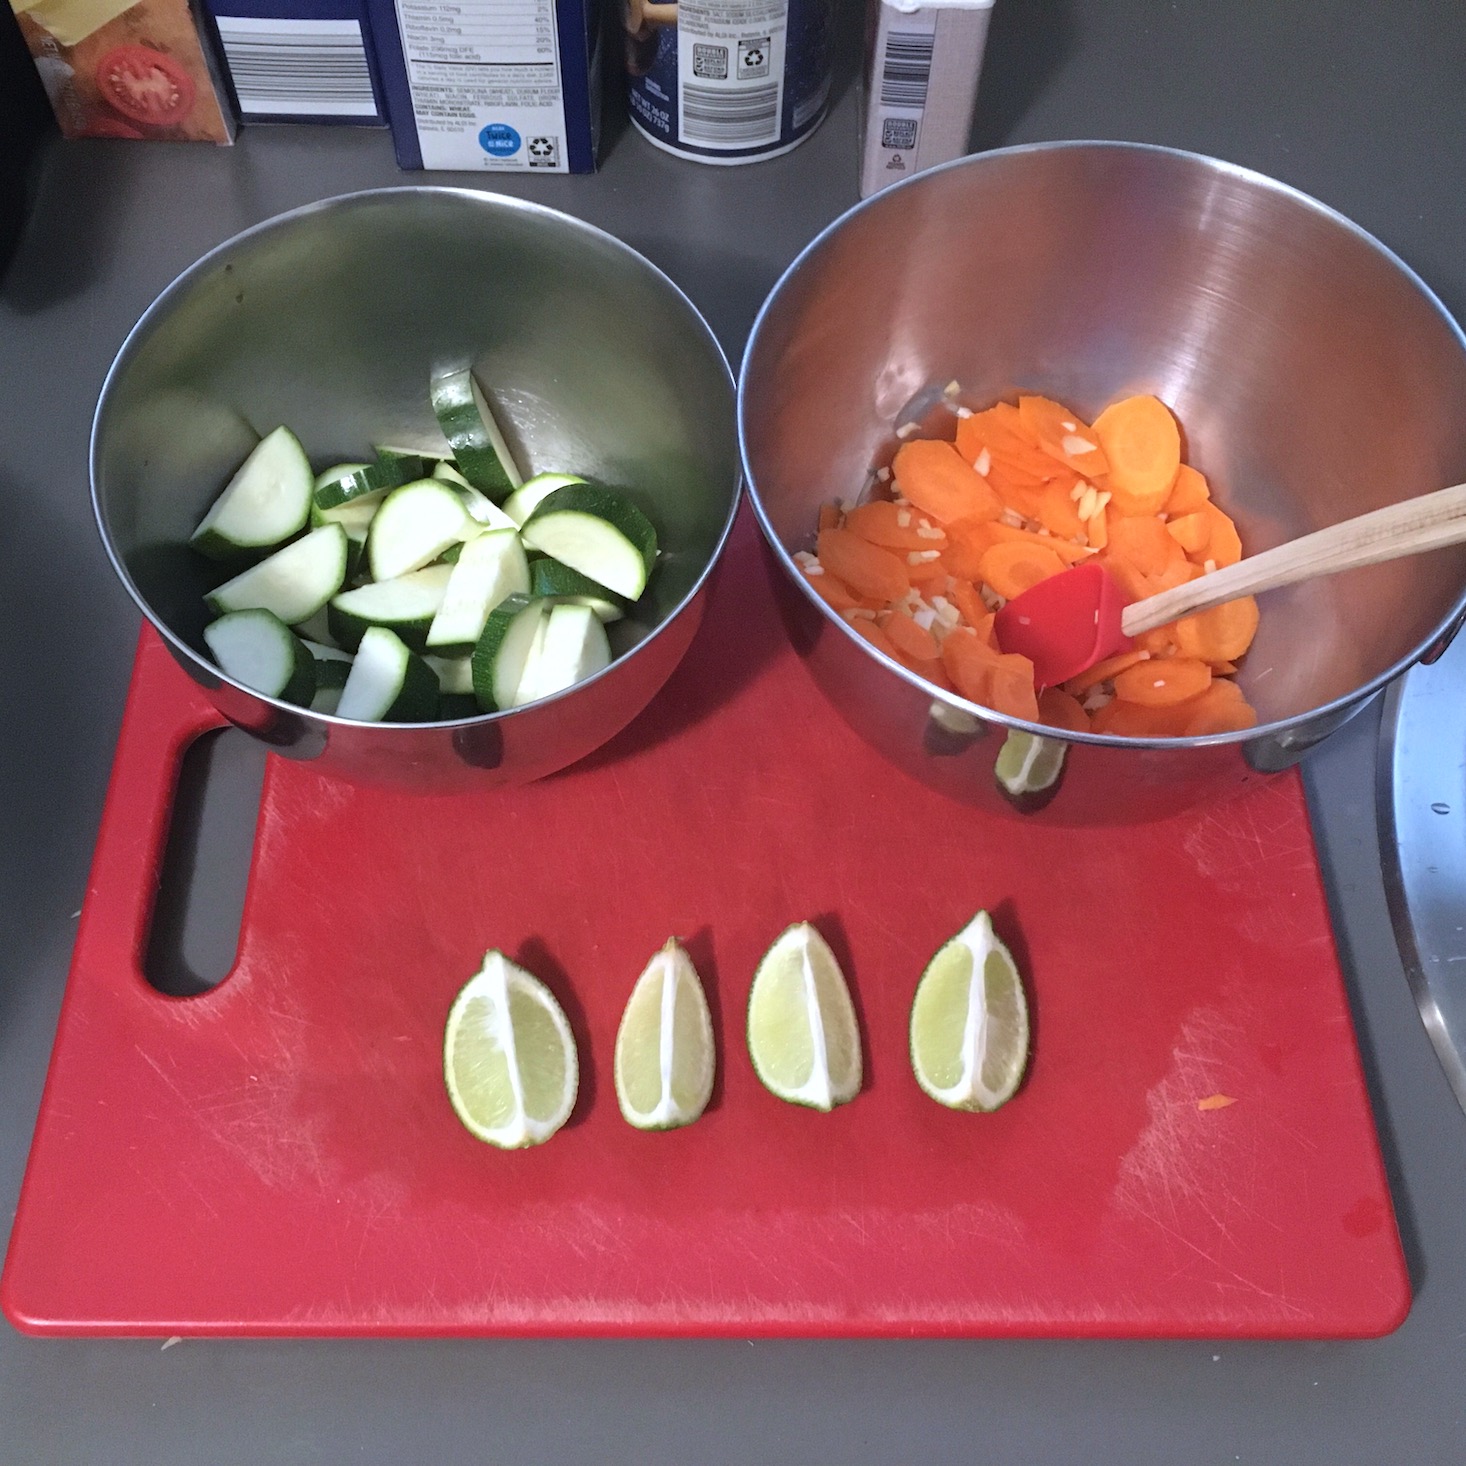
2,515,1409,1338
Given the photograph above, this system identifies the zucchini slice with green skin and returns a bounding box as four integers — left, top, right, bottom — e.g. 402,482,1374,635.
306,649,352,715
190,426,312,560
529,556,627,622
205,524,349,626
429,368,523,501
426,528,532,653
436,464,519,532
471,594,547,712
366,479,470,582
203,609,317,705
328,564,454,653
313,452,427,511
336,626,439,722
520,485,658,600
515,603,612,706
502,473,586,527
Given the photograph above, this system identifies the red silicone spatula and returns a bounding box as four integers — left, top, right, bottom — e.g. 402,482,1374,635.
995,481,1466,688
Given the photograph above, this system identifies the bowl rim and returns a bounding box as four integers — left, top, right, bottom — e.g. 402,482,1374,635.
737,138,1466,750
91,184,741,730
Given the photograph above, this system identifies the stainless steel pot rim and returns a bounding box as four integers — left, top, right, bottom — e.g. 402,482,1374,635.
737,138,1466,751
90,185,741,731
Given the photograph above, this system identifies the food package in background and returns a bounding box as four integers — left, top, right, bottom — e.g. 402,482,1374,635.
859,0,992,197
364,0,603,173
11,0,236,141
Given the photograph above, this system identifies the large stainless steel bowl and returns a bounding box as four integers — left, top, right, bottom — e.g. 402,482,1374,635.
93,187,739,791
739,142,1466,821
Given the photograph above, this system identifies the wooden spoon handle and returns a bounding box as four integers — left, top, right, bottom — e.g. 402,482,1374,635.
1121,481,1466,636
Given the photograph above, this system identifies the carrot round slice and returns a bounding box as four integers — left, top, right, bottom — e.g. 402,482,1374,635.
1166,511,1211,556
1091,395,1181,516
1171,596,1260,664
893,439,1004,525
1106,513,1186,578
845,499,948,552
1112,657,1212,706
1063,648,1149,696
817,526,910,602
949,577,990,631
803,566,861,612
1180,680,1259,735
1090,697,1197,737
1166,463,1211,516
986,653,1041,722
850,616,899,660
1037,686,1090,733
978,540,1069,601
1017,394,1110,477
941,626,999,705
885,607,940,662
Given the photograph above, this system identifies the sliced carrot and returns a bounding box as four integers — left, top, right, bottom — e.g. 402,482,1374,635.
1027,477,1087,540
978,540,1069,601
1064,648,1149,696
1037,686,1091,733
1197,501,1243,568
845,499,948,552
817,501,843,531
850,616,899,660
1091,395,1181,516
1017,394,1110,478
817,526,910,602
949,577,990,631
907,553,951,587
1102,556,1154,603
893,439,1004,525
885,607,940,662
1086,504,1109,551
1112,657,1212,706
967,405,1066,479
970,610,998,648
1166,511,1211,556
1134,625,1179,658
1179,679,1259,735
1166,463,1211,516
953,413,988,467
941,626,999,705
987,653,1042,722
1106,513,1186,579
1210,660,1238,675
1171,595,1260,663
1090,697,1197,737
802,565,861,612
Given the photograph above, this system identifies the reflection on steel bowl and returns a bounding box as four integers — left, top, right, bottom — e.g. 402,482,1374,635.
740,142,1466,823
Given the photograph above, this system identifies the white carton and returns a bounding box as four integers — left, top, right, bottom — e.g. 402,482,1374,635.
860,0,993,197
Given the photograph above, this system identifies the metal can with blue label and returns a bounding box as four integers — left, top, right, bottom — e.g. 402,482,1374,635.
623,0,833,164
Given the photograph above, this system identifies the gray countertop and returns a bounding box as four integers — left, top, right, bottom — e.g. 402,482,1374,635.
3,1,1466,1460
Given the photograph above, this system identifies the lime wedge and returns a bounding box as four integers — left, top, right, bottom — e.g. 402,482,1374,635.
909,911,1029,1111
746,922,862,1111
614,938,716,1130
443,950,578,1147
994,730,1067,797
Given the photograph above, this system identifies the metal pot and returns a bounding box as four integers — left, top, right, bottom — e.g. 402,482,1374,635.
739,142,1466,822
92,187,739,792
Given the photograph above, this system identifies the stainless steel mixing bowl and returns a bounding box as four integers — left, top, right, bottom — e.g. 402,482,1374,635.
93,187,738,791
739,141,1466,821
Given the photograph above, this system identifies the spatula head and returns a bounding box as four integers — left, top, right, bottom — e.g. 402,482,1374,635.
993,561,1133,689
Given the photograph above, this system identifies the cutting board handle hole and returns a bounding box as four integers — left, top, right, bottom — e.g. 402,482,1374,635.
142,727,267,999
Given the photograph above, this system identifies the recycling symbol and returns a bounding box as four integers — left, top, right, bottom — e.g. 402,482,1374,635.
744,46,764,67
529,138,555,159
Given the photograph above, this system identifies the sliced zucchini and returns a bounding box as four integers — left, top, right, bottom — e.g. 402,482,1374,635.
336,626,439,722
429,368,523,500
205,523,348,625
307,648,352,714
313,452,426,512
515,603,612,706
437,464,518,532
471,594,546,712
327,564,454,653
366,479,470,582
426,528,532,653
529,556,627,623
502,472,587,527
203,608,316,705
293,608,337,647
520,485,658,600
425,653,475,696
190,426,312,560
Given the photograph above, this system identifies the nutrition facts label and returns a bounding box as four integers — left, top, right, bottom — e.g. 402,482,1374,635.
393,0,568,169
